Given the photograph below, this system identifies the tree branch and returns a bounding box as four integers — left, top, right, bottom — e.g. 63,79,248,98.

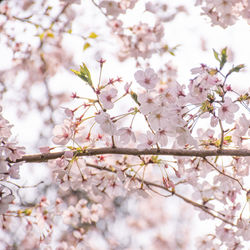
11,147,250,163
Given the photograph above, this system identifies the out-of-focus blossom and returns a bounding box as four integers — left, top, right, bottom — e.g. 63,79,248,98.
95,111,116,135
116,127,136,144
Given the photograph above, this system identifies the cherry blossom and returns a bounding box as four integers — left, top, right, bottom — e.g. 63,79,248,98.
99,1,126,17
137,131,156,150
0,186,15,214
155,128,169,146
218,97,239,124
137,91,158,115
0,114,12,140
1,1,250,249
95,111,116,135
52,119,73,145
116,127,136,144
148,110,168,130
99,87,118,110
134,68,159,89
62,205,79,226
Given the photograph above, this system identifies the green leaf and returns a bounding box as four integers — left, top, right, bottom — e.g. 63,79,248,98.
213,49,220,62
71,63,93,87
220,47,227,70
130,91,140,105
228,64,245,74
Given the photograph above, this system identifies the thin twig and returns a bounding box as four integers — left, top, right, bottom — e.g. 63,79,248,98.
203,157,245,190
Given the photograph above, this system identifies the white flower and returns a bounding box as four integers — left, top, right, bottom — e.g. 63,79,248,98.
134,68,159,89
99,88,118,110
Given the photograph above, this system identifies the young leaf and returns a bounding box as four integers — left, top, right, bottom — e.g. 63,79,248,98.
89,32,98,39
130,91,140,105
228,64,245,75
213,49,220,62
83,42,91,50
71,63,93,87
220,47,227,70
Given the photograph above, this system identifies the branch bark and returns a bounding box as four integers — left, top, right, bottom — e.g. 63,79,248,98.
11,147,250,163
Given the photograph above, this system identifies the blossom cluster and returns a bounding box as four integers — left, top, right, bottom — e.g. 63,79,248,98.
1,0,250,249
48,50,250,248
0,106,25,214
196,0,250,28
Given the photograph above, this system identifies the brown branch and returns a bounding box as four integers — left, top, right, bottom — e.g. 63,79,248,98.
11,147,250,163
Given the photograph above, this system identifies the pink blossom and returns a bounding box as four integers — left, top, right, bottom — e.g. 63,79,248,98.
155,128,168,146
148,111,168,130
116,127,136,144
52,119,73,145
4,143,25,162
95,111,116,135
64,108,74,118
137,131,155,150
99,88,118,110
215,224,234,242
108,18,123,33
232,114,250,145
214,0,233,13
99,1,125,17
191,64,208,74
99,174,126,197
64,151,74,158
137,92,157,115
176,127,198,147
0,186,15,214
90,204,103,222
236,219,250,241
145,2,158,14
134,68,159,89
39,146,50,153
124,82,132,93
62,206,79,226
218,97,239,123
0,115,12,140
9,164,20,179
195,235,218,250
